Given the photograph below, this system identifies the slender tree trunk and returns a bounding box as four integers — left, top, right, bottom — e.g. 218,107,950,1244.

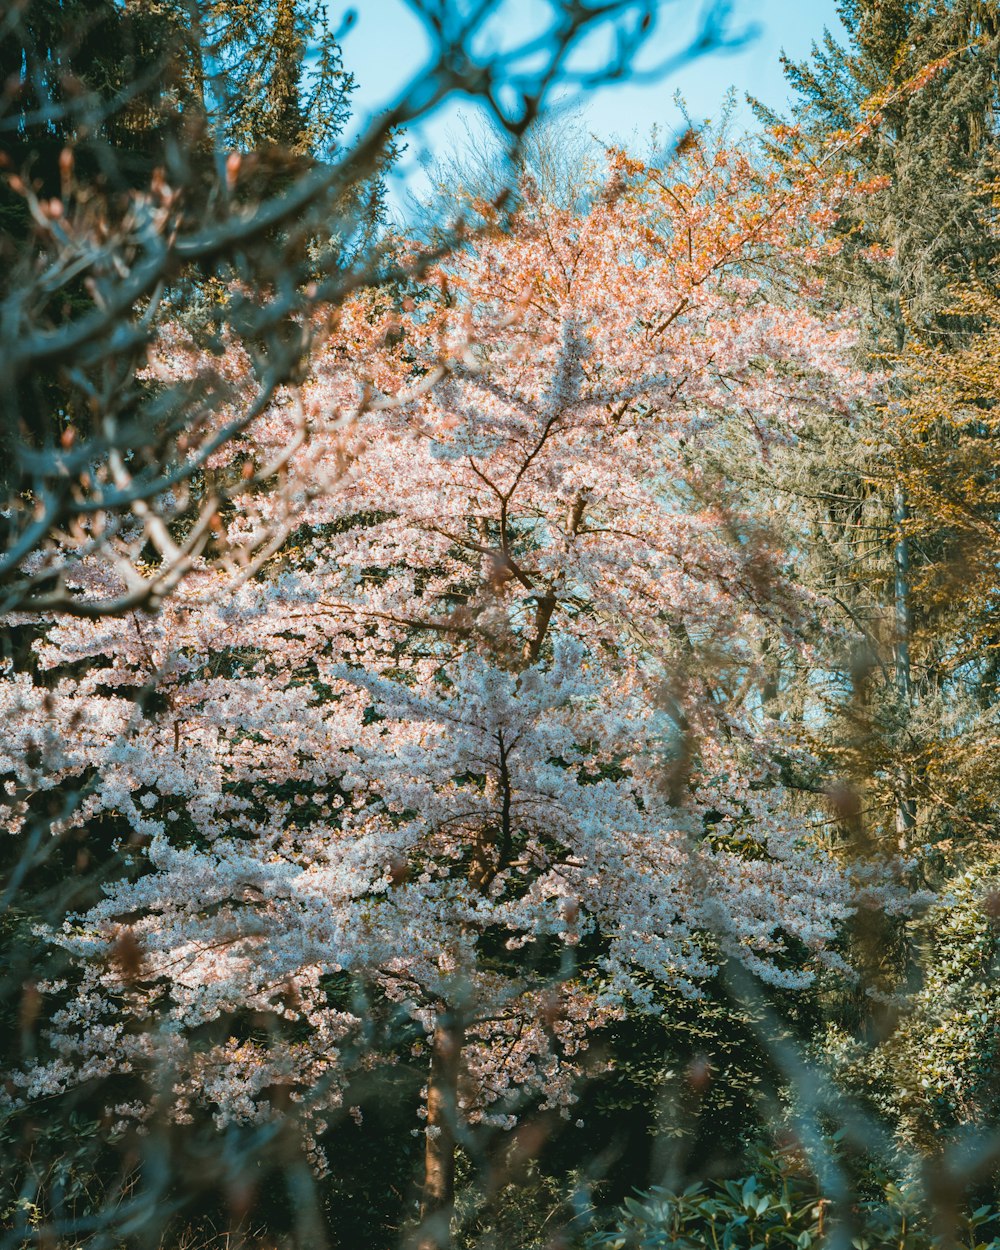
893,478,917,848
181,0,208,128
888,224,917,850
416,1018,464,1250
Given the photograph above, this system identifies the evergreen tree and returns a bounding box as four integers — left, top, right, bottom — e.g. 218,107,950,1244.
745,0,1000,1165
750,0,1000,854
770,0,1000,337
204,0,355,158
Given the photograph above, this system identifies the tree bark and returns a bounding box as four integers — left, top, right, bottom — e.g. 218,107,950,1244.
416,1018,464,1250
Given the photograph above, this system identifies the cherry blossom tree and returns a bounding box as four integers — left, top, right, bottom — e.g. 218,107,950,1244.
3,133,900,1248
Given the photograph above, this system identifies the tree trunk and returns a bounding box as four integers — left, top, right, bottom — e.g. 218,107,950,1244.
893,479,917,849
416,1018,464,1250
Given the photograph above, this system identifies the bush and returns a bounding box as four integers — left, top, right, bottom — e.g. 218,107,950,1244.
584,1156,1000,1250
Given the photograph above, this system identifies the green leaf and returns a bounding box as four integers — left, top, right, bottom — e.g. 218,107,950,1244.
624,1196,651,1221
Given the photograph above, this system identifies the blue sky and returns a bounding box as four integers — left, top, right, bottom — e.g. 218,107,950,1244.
337,0,847,207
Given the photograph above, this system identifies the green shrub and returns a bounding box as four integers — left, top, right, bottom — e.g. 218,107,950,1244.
585,1162,1000,1250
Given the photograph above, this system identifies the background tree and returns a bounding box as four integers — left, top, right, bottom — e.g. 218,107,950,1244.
743,0,1000,1194
749,0,997,848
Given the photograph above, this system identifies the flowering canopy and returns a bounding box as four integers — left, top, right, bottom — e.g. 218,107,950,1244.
4,137,888,1175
